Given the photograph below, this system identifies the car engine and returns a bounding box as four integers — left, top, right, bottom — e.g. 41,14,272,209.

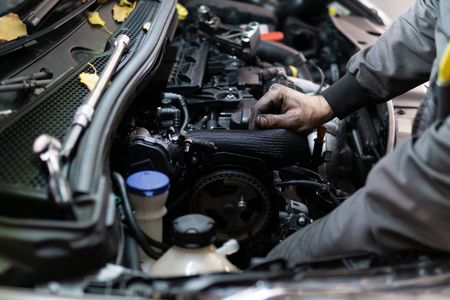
111,2,387,268
0,0,408,295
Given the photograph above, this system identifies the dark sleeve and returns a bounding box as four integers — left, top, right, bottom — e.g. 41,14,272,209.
267,115,450,264
322,0,439,118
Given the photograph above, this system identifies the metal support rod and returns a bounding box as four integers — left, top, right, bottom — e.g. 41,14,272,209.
62,34,130,160
86,34,130,108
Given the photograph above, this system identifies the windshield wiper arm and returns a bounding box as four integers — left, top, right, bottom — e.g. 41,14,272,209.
32,35,130,205
0,0,97,57
23,0,63,28
0,69,53,92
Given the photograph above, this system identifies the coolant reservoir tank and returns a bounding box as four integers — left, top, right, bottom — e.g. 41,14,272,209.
150,214,239,277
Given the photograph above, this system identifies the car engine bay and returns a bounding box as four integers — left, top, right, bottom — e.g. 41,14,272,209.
1,0,444,298
110,0,391,268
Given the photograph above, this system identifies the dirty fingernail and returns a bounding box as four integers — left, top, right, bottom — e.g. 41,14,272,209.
257,115,266,128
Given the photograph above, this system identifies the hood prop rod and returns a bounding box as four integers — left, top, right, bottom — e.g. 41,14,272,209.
32,34,130,206
61,34,130,161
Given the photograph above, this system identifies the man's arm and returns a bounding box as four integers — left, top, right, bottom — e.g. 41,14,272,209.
267,116,450,264
251,0,439,132
323,0,439,118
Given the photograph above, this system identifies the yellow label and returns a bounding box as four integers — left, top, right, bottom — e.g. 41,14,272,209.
438,42,450,85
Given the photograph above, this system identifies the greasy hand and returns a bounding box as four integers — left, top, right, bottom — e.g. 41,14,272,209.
249,84,334,133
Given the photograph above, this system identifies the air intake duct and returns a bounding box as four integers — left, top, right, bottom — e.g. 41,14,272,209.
187,129,311,167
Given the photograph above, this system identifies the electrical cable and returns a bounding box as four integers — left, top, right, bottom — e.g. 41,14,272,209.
308,61,326,95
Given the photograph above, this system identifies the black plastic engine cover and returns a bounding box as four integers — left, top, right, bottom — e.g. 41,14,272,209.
185,0,277,25
187,129,311,167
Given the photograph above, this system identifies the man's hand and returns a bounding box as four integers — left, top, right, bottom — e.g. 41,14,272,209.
249,84,335,133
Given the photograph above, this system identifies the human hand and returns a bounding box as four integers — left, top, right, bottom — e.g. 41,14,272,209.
249,84,334,133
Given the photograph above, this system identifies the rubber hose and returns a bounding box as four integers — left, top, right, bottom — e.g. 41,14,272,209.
112,172,161,260
164,93,189,131
275,180,341,206
256,41,312,80
115,173,170,250
123,232,141,270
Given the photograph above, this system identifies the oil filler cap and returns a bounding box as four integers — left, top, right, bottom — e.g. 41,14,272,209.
126,170,169,197
172,214,216,249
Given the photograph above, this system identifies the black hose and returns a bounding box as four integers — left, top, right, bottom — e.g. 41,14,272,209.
112,172,161,260
123,231,141,270
164,93,189,131
256,40,312,80
285,166,329,184
0,79,52,91
115,218,125,266
114,172,170,250
275,180,341,207
116,203,137,268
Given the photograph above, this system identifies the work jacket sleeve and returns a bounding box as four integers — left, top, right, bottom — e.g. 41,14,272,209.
267,115,450,264
322,0,439,118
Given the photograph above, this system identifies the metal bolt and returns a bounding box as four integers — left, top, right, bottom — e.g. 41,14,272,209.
226,94,236,100
191,156,199,165
248,22,258,28
297,216,307,226
184,138,192,152
238,195,247,210
396,108,406,115
238,200,247,210
198,5,208,14
161,98,172,105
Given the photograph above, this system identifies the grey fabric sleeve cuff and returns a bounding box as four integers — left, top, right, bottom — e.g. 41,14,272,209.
321,72,379,119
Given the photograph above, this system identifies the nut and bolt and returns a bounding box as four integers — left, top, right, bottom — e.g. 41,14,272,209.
183,138,192,152
297,216,307,226
237,195,247,210
226,94,236,100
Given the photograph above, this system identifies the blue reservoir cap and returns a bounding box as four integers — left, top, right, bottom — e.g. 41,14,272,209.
126,171,170,197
